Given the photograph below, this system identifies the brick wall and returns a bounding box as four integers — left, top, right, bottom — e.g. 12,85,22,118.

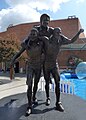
0,17,86,71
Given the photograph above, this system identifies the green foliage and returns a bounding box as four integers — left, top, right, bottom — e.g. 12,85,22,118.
67,55,83,70
0,39,19,62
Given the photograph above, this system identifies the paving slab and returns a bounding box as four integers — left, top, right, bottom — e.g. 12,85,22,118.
0,91,86,120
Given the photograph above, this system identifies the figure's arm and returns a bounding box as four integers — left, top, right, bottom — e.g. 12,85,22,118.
70,28,84,43
21,36,30,47
61,29,84,45
10,47,25,66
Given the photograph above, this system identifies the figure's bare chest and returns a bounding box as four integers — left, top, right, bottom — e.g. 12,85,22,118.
47,42,60,53
26,42,42,57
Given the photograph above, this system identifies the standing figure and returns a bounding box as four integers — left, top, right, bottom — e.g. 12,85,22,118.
34,13,54,37
10,28,45,115
33,13,54,105
43,27,84,111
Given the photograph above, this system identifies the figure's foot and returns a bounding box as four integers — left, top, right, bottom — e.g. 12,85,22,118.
46,97,51,106
55,102,64,112
32,98,38,105
25,107,32,116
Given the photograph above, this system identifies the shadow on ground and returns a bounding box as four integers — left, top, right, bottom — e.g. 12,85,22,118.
0,92,86,120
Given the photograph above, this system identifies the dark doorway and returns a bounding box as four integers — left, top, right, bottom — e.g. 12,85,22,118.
14,61,19,73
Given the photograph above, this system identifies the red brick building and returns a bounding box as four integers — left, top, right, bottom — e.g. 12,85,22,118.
0,16,86,71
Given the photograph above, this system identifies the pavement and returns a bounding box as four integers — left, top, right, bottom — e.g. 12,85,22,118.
0,72,86,120
0,73,27,99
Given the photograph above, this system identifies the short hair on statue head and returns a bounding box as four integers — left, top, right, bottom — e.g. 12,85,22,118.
54,27,62,33
31,28,39,33
40,13,50,22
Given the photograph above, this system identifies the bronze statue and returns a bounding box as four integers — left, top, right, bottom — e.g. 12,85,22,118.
10,13,53,115
34,14,54,105
10,28,47,115
10,13,84,115
43,27,84,111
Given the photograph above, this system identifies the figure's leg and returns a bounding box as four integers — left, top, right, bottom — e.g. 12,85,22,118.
52,67,64,112
32,69,41,105
52,67,60,103
43,68,51,105
26,68,33,116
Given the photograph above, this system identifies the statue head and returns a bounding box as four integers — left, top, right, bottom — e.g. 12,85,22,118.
40,14,50,27
53,27,62,34
53,27,62,38
29,28,39,41
31,28,39,33
40,14,50,22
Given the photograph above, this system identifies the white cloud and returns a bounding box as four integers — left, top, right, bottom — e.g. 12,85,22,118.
76,0,85,3
0,4,40,32
6,0,70,12
0,0,70,32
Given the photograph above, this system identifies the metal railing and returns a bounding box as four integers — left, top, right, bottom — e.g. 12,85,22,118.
38,77,74,95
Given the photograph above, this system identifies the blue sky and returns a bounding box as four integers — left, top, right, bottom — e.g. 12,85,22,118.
0,0,86,36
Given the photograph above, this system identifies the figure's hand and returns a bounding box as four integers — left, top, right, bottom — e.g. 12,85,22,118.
79,28,84,33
